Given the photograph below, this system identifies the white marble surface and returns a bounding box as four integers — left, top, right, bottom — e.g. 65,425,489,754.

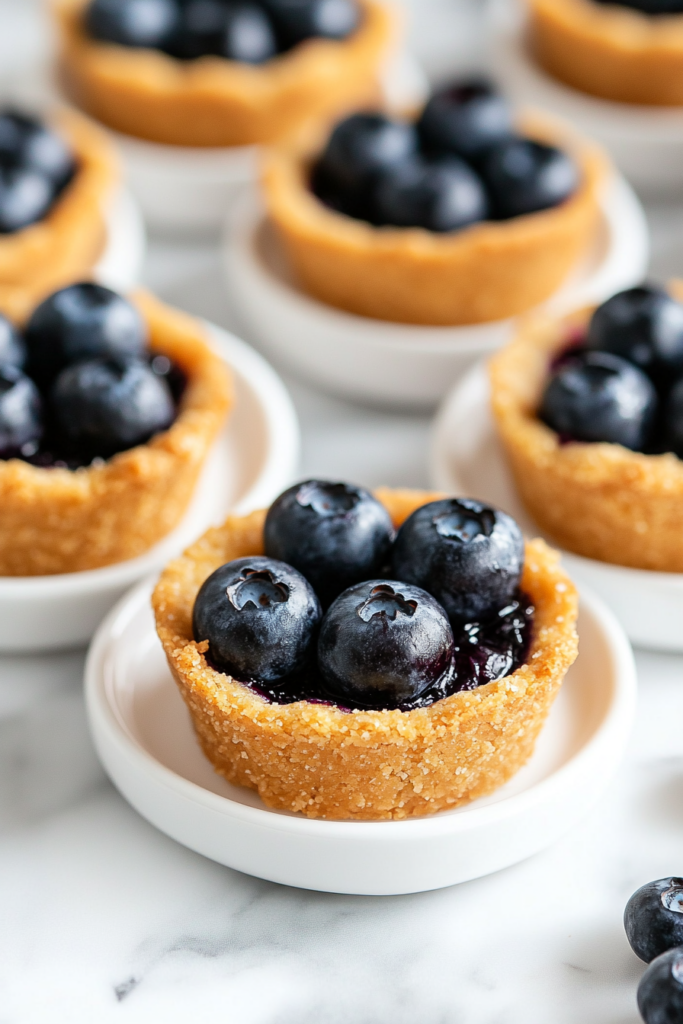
2,2,683,1021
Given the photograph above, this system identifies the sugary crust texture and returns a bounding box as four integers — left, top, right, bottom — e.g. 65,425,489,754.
261,113,606,326
489,285,683,571
152,488,579,821
52,0,395,147
527,0,683,106
0,291,231,576
0,107,118,323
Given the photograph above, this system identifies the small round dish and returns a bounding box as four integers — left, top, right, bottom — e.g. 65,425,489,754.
431,363,683,652
490,0,683,196
93,186,146,293
0,324,299,653
85,576,635,895
221,173,647,409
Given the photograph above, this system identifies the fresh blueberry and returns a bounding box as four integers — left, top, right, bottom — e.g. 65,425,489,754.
317,579,454,708
0,313,26,369
193,556,322,681
0,364,42,457
417,79,514,161
586,286,683,381
371,155,489,232
594,0,683,11
481,137,579,219
0,166,55,234
165,0,228,58
264,0,359,49
392,498,524,624
663,376,683,457
86,0,181,48
264,480,394,607
221,4,277,62
50,356,174,457
25,283,147,386
311,113,418,220
540,350,657,451
0,111,76,190
625,878,683,964
638,947,683,1024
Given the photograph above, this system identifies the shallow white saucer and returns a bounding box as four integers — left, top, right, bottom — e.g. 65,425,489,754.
85,576,635,895
431,363,683,652
490,0,683,196
0,324,299,653
222,172,648,410
93,187,147,292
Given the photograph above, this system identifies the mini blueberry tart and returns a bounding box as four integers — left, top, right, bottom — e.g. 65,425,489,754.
261,78,606,326
0,284,230,575
490,281,683,572
153,482,578,821
52,0,395,148
527,0,683,107
0,106,118,323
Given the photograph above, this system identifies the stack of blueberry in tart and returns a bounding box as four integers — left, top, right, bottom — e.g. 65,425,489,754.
490,283,683,572
153,481,578,820
0,282,230,576
52,0,395,148
262,77,606,326
0,106,118,322
526,0,683,108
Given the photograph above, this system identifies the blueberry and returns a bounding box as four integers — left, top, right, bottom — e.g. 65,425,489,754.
371,155,488,232
663,378,683,458
25,283,147,386
0,313,26,369
221,4,277,62
391,498,524,624
165,0,228,58
51,356,174,457
317,579,454,708
594,0,683,11
638,947,683,1024
540,350,657,451
86,0,180,48
0,166,55,234
625,878,683,964
417,79,514,161
586,286,683,381
0,364,42,457
481,138,579,219
193,556,322,681
0,111,76,190
311,113,418,220
264,0,359,49
264,480,394,607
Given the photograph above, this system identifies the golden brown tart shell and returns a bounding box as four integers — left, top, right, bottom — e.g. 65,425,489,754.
528,0,683,107
153,488,579,821
0,292,231,577
0,107,118,324
52,0,396,147
261,114,606,327
490,286,683,572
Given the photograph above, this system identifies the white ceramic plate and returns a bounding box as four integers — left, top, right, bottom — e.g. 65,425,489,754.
0,324,300,653
489,0,683,196
93,187,147,293
431,363,683,652
85,576,635,895
222,173,648,410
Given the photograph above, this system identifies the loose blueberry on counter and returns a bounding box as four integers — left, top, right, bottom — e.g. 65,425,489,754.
372,155,489,232
86,0,180,49
0,111,75,191
625,878,683,964
540,350,657,451
264,480,394,607
311,113,418,220
586,286,683,382
392,498,524,624
637,947,683,1024
0,312,26,369
0,364,42,457
264,0,359,49
25,283,147,386
50,355,174,458
417,79,514,162
481,138,579,219
317,579,455,709
193,556,322,681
